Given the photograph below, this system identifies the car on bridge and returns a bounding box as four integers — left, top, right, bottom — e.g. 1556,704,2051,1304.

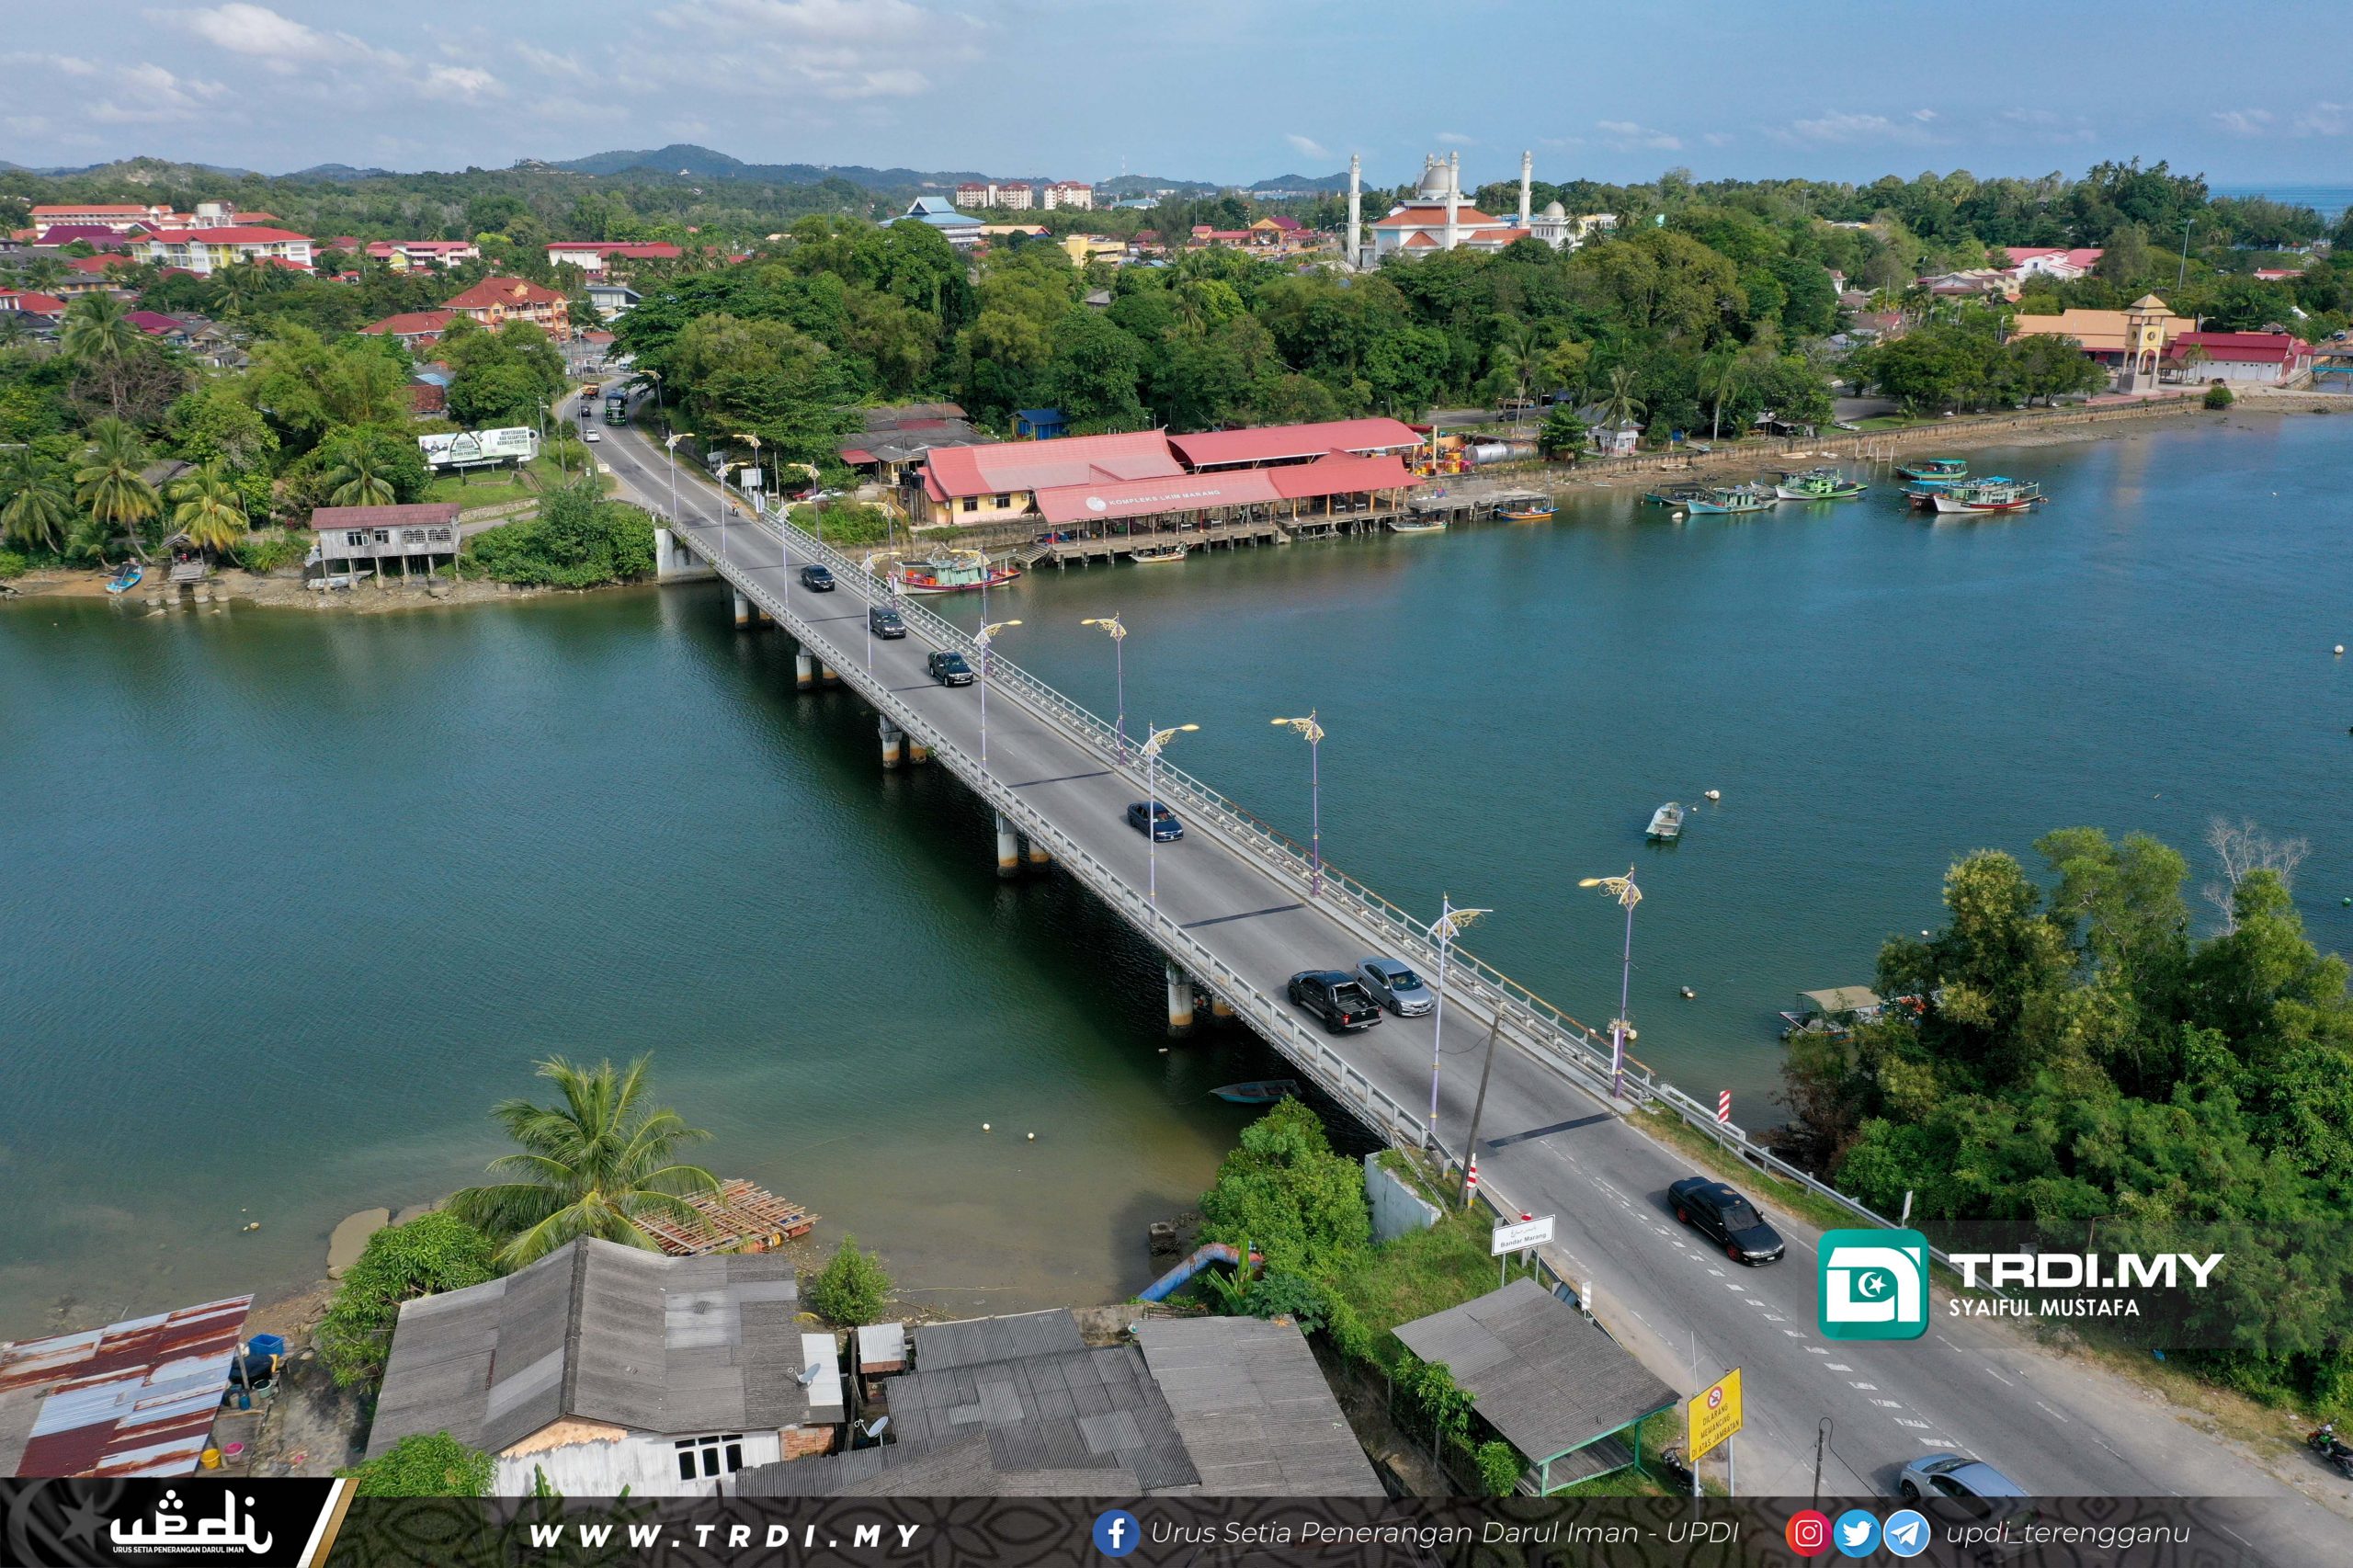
1126,801,1183,841
870,606,906,639
1666,1176,1786,1265
584,430,602,443
926,651,973,687
1897,1452,2027,1502
1287,971,1383,1033
1355,957,1433,1017
801,564,835,592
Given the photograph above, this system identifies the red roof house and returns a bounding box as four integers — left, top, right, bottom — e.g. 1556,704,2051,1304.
361,308,460,347
441,277,570,340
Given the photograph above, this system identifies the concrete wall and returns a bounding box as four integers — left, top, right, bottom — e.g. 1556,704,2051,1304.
1364,1153,1440,1244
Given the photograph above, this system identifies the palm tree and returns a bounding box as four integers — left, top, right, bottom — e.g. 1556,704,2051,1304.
1696,347,1747,442
74,417,159,559
0,452,76,553
61,294,145,417
1600,365,1646,431
208,261,277,320
168,461,247,554
323,439,394,507
448,1055,721,1267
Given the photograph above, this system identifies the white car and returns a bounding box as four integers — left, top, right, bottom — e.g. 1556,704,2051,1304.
584,431,603,443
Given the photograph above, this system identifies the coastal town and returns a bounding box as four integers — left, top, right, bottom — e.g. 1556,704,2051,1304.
4,9,2353,1563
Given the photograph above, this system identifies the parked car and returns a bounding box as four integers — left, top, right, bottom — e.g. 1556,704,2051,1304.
1665,1176,1786,1264
1897,1453,2027,1501
1355,957,1433,1017
584,430,602,443
1125,801,1183,841
869,606,906,639
926,651,973,687
800,564,835,592
1287,971,1383,1033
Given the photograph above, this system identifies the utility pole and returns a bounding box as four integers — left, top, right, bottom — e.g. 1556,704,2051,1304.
1456,1014,1502,1207
2177,217,2194,290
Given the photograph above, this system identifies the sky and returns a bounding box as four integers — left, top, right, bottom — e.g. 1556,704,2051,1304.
3,0,2348,189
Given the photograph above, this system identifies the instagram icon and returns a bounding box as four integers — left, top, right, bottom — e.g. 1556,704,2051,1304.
1784,1510,1832,1558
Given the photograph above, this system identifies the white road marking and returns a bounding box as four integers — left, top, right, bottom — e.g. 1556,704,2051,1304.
1894,1418,1932,1430
1849,1381,1879,1391
1870,1399,1904,1410
1825,1364,1852,1371
1983,1367,2015,1387
2034,1401,2069,1424
1782,1330,1806,1338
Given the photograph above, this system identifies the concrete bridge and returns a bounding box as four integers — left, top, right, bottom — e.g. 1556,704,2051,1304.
588,408,2346,1543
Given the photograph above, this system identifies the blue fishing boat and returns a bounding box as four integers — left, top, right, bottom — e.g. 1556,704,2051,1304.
1211,1079,1301,1106
1683,483,1776,515
1895,457,1967,484
104,562,142,595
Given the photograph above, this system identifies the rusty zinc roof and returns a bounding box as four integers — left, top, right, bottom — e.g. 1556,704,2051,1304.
0,1295,252,1477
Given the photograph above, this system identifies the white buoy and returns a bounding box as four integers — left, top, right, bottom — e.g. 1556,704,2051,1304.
2336,644,2346,656
1704,789,1722,801
1027,1132,1036,1141
982,1123,992,1131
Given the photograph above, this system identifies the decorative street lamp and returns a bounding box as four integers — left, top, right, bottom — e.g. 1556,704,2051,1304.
733,432,781,571
1269,710,1324,896
664,431,693,525
1578,868,1643,1101
974,619,1021,767
1138,722,1199,906
1427,895,1492,1142
1080,615,1129,756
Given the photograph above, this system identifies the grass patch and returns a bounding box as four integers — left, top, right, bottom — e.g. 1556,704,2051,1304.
1632,1104,1867,1236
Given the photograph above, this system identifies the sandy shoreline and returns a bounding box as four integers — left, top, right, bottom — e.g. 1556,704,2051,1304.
6,566,629,613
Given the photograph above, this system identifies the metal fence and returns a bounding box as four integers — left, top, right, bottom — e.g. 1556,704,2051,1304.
714,507,1918,1247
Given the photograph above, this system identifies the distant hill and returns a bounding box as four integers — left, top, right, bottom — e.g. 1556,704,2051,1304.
549,144,1002,192
283,163,401,182
1247,172,1348,193
0,154,257,181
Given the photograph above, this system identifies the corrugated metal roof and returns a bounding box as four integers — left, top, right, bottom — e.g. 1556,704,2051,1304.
1168,418,1423,469
0,1295,251,1477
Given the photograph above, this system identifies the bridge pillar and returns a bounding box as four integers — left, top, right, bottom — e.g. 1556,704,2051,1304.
1209,994,1236,1024
906,737,932,765
994,812,1022,879
1165,964,1196,1037
818,662,840,687
794,649,817,691
879,718,904,770
654,526,716,583
733,590,754,630
1021,835,1051,869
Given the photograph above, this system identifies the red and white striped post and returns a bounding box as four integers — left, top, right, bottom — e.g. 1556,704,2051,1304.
1717,1089,1733,1124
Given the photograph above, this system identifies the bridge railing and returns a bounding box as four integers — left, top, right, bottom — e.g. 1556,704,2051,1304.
738,508,1912,1241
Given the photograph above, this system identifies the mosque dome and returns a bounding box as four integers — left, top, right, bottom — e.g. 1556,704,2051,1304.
1541,199,1566,219
1417,161,1453,199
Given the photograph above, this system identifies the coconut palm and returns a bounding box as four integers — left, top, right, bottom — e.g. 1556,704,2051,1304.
208,261,278,320
1,452,77,552
61,294,148,418
1696,347,1747,442
168,461,247,554
74,417,159,558
322,438,394,507
449,1055,721,1267
1600,365,1646,431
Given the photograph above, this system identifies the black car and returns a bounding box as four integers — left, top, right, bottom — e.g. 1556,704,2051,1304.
1125,801,1183,841
800,564,835,592
1287,971,1383,1033
1666,1176,1785,1264
926,651,973,687
869,606,907,638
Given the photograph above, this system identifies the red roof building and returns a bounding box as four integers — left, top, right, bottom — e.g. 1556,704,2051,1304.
1168,417,1425,470
361,308,460,347
2000,246,2105,280
135,226,315,276
0,290,67,317
2168,329,2313,384
545,242,683,277
442,277,570,341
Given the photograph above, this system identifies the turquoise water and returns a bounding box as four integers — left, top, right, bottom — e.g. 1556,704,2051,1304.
4,411,2348,1330
2211,182,2353,222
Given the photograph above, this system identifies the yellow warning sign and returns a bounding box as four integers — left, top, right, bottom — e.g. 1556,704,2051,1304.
1688,1368,1744,1460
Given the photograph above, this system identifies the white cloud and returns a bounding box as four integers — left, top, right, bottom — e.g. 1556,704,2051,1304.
1913,108,1938,122
1285,132,1330,161
1701,131,1734,148
1773,109,1937,146
88,62,224,123
654,0,971,98
420,64,502,101
2211,108,2274,136
160,4,340,66
2291,102,2346,136
1597,119,1681,152
1,51,98,75
1436,130,1474,145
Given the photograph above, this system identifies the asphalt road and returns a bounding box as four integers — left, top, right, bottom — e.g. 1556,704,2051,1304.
585,395,2346,1560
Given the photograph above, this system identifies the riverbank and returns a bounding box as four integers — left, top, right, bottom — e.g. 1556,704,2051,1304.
5,566,649,614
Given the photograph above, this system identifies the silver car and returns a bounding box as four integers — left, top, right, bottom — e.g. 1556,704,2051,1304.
1356,957,1433,1017
1897,1452,2026,1501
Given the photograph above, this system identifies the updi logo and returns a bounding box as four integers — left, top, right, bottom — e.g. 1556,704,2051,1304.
1783,1509,1832,1557
1092,1509,1140,1558
1819,1227,1930,1340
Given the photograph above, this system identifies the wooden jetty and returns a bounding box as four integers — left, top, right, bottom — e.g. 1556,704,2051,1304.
631,1178,817,1256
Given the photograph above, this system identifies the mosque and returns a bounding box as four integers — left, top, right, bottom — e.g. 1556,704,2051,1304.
1345,152,1610,268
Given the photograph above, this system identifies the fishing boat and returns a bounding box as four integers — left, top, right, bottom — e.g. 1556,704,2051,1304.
1645,801,1686,842
1773,468,1869,502
104,562,142,595
891,549,1020,595
1683,483,1776,515
1894,457,1968,485
1932,477,2045,515
1500,501,1557,522
1643,484,1711,511
1212,1079,1301,1106
1128,541,1188,564
1387,515,1447,534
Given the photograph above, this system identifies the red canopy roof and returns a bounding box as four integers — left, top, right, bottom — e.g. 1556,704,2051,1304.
1266,452,1421,499
1168,418,1423,469
1036,471,1279,524
924,429,1184,501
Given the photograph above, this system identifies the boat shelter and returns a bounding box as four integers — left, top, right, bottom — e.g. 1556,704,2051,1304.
1799,986,1881,1020
1392,1278,1677,1494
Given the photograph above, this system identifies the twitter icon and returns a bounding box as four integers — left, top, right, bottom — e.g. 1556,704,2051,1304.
1881,1508,1931,1559
1832,1509,1881,1558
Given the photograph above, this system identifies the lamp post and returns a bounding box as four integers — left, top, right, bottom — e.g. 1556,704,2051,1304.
1269,710,1324,896
974,619,1021,767
2177,217,2195,290
1138,722,1199,906
663,431,692,524
733,432,782,570
1577,868,1642,1101
1080,615,1129,756
1427,896,1492,1142
712,459,735,562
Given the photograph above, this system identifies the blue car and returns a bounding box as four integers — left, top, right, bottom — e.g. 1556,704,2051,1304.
1126,801,1183,841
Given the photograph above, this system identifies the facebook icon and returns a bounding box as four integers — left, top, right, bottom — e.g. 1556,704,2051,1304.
1093,1509,1142,1557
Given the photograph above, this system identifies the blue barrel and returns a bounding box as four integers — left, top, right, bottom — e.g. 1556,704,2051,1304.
246,1334,287,1362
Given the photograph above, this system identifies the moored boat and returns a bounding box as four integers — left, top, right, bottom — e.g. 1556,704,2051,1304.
1128,541,1188,564
1211,1079,1301,1106
892,549,1020,595
1773,468,1869,501
1388,515,1447,533
1895,457,1968,484
104,562,142,595
1684,483,1776,515
1931,477,2045,514
1500,502,1557,521
1646,801,1686,841
1643,484,1711,511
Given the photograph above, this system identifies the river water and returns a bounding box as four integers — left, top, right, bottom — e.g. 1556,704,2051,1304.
4,411,2348,1332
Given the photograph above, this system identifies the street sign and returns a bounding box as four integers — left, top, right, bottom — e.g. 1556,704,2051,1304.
1490,1215,1553,1256
1688,1367,1744,1460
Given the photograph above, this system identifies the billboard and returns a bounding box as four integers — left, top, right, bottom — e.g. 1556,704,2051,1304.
418,426,539,470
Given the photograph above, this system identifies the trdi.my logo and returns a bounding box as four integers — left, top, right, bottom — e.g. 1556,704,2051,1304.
1818,1228,1930,1340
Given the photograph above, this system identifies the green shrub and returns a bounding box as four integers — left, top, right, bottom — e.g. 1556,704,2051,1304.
337,1432,493,1497
2204,382,2234,409
803,502,894,547
805,1234,892,1325
0,551,26,580
1393,1351,1474,1447
1476,1439,1524,1496
230,530,310,574
1245,1268,1331,1330
1322,1295,1376,1364
1198,1100,1370,1278
465,484,654,586
315,1214,497,1390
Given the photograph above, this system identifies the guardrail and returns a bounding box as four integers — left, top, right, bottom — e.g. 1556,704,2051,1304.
705,505,1917,1244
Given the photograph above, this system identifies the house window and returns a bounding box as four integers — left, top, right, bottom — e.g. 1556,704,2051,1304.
401,528,426,544
961,497,977,513
673,1435,745,1481
428,528,452,543
345,531,367,548
992,494,1009,508
372,529,391,544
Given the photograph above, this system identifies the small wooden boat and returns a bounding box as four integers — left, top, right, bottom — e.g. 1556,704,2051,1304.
1212,1079,1301,1106
105,562,143,595
1388,516,1447,534
1646,801,1686,842
1683,483,1776,515
1643,484,1711,511
892,549,1020,595
1500,502,1557,522
1128,542,1188,564
1932,477,2044,514
1774,469,1869,501
1895,457,1967,484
